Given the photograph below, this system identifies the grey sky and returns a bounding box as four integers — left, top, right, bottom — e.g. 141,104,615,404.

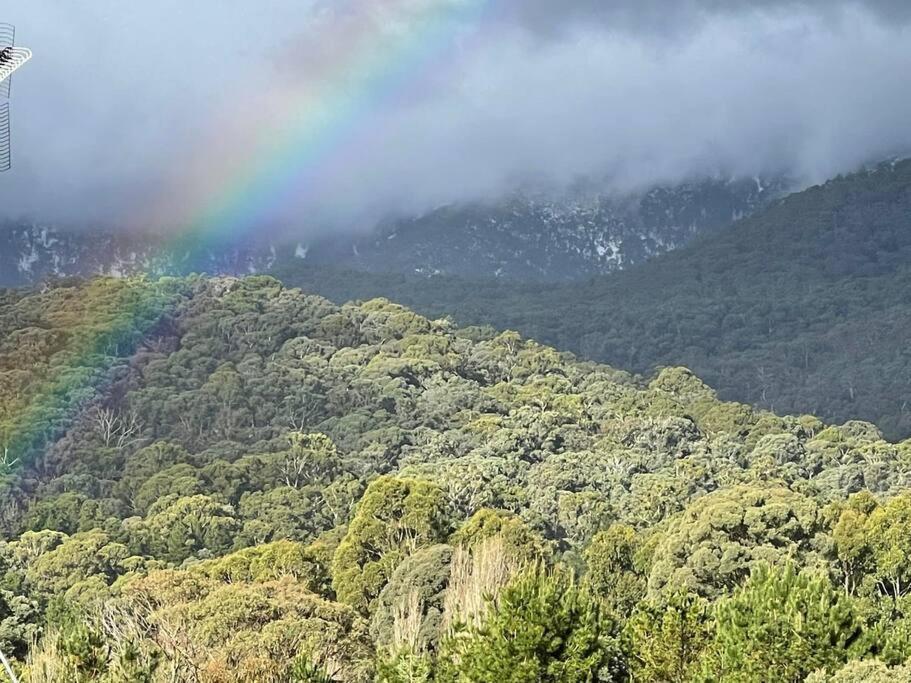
0,1,909,235
501,0,911,36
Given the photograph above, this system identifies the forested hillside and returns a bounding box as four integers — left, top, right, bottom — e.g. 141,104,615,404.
280,159,911,439
3,276,911,680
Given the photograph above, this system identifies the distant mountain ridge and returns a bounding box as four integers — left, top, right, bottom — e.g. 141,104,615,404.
302,175,788,280
279,158,911,439
0,224,279,286
0,174,787,286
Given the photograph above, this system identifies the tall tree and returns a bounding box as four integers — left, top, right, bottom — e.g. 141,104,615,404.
332,477,450,614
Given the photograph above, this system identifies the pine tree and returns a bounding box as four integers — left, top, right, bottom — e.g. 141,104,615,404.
623,590,714,683
707,564,872,682
437,568,617,682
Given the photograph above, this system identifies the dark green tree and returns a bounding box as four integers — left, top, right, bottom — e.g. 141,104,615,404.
437,568,617,683
707,564,871,682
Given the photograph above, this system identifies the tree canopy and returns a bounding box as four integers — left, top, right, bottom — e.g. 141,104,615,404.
1,274,910,679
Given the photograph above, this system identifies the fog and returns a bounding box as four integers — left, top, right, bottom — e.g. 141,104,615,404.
1,0,910,237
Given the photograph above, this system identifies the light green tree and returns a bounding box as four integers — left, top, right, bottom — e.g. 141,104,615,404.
866,492,911,597
623,590,714,683
332,477,450,614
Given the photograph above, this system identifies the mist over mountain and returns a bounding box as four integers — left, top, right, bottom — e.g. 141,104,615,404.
0,174,787,285
7,158,907,440
1,0,910,235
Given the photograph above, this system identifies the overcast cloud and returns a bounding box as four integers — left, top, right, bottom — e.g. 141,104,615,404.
0,0,909,235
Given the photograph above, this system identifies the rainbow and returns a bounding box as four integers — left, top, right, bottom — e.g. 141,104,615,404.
1,0,492,469
166,0,493,261
1,277,184,468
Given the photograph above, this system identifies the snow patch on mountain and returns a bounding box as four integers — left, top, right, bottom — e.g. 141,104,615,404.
0,174,792,286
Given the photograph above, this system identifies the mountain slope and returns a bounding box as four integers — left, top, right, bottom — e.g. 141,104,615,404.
0,223,280,286
280,159,911,438
303,176,786,280
0,175,784,287
3,275,911,678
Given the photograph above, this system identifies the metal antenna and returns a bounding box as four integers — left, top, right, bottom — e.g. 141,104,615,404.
0,23,13,99
0,103,9,172
0,22,31,172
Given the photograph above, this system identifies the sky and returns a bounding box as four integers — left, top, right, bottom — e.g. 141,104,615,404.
0,0,910,237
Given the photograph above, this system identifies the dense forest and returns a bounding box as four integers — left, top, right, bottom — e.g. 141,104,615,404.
2,275,911,680
278,159,911,440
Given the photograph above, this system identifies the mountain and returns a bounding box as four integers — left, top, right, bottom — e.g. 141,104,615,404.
279,158,911,439
7,161,908,439
2,275,911,679
0,174,785,287
0,223,280,286
302,175,787,280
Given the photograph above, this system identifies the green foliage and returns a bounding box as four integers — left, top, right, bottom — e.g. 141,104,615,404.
436,568,616,683
876,596,911,666
832,490,878,595
280,432,342,489
332,477,450,613
831,491,911,599
9,529,133,604
865,492,911,598
583,524,646,618
450,508,550,565
375,648,435,683
371,544,454,654
0,588,39,661
138,494,240,563
3,274,911,677
648,485,824,598
190,539,331,596
57,620,112,681
707,564,871,682
623,590,714,683
807,660,911,683
289,655,335,683
118,569,375,682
